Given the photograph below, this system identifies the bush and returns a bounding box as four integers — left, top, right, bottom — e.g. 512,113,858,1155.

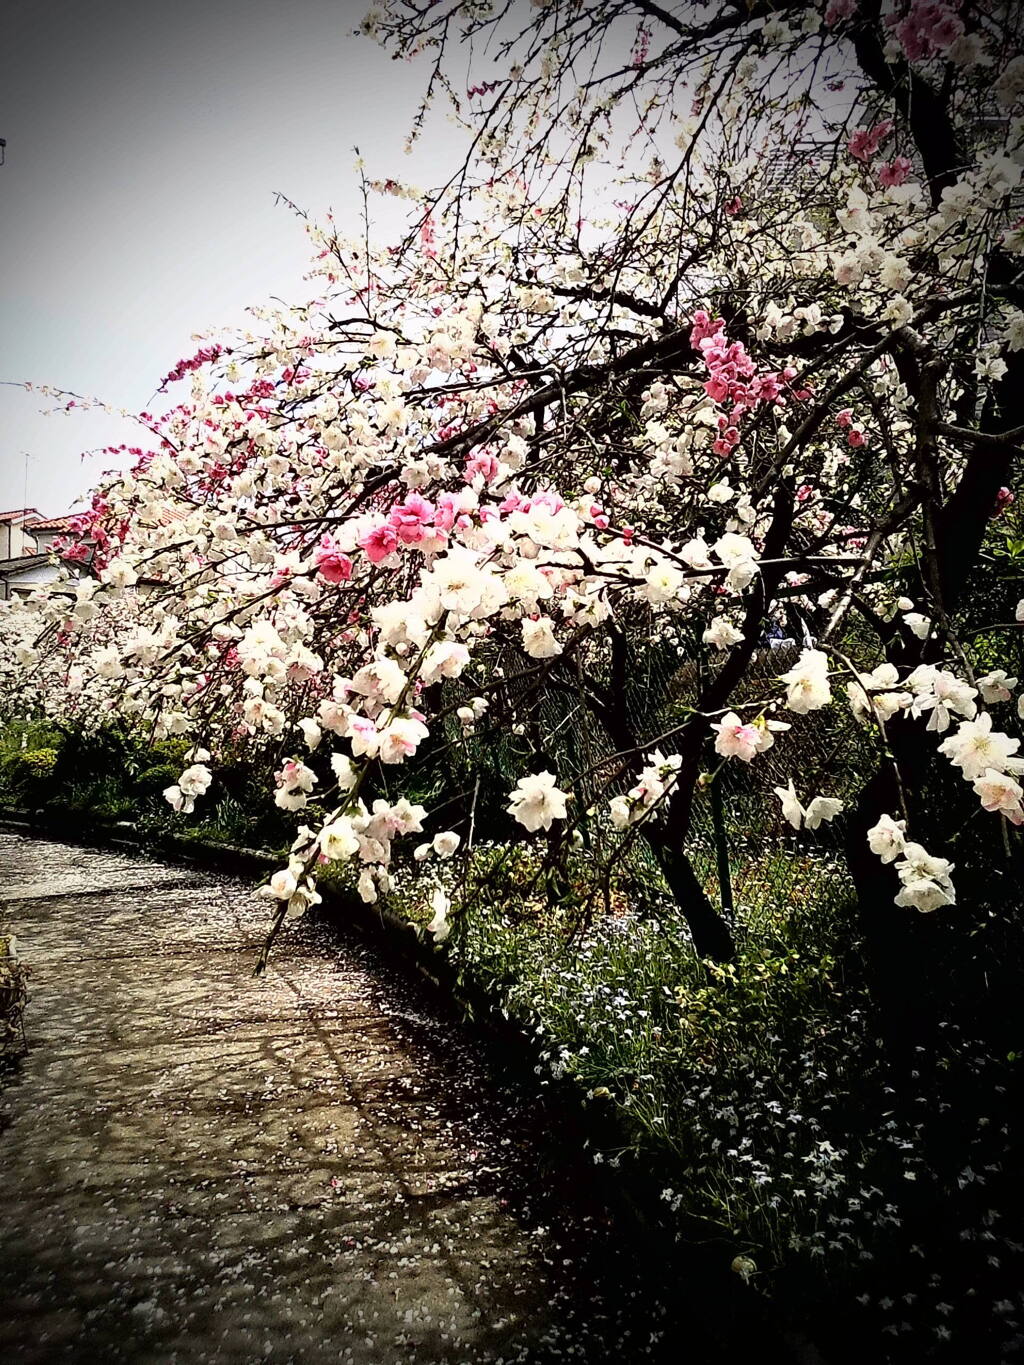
135,763,180,797
1,746,59,804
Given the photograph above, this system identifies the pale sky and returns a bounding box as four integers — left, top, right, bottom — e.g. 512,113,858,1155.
0,0,466,514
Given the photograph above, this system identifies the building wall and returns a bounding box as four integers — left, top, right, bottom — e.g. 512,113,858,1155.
0,521,38,560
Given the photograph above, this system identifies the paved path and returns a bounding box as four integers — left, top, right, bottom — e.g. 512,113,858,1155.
0,831,686,1364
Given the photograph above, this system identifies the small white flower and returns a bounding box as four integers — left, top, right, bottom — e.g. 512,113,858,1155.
939,712,1023,780
867,813,906,863
432,831,461,858
804,795,843,830
902,612,931,640
780,649,832,714
521,616,563,659
357,868,378,904
703,617,744,650
426,888,451,943
711,712,760,762
162,784,194,815
297,718,322,751
507,771,569,832
330,753,358,790
976,670,1017,704
320,818,360,861
972,768,1024,824
774,779,804,829
263,869,298,901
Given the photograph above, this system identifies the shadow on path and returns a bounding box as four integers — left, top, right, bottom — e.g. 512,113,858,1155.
0,832,712,1364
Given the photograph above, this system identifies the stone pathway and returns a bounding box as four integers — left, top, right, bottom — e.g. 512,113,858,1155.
0,831,693,1364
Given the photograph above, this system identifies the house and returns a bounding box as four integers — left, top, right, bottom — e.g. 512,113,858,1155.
0,510,83,602
0,509,42,561
26,515,76,555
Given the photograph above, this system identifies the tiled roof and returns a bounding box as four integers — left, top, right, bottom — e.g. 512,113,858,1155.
27,516,75,532
0,553,52,575
0,508,41,524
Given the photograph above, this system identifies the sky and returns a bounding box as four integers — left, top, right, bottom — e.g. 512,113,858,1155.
0,0,467,515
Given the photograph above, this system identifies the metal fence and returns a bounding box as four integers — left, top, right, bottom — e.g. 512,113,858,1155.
468,625,865,924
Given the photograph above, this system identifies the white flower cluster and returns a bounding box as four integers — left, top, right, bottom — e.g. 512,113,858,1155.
867,815,956,913
608,750,682,830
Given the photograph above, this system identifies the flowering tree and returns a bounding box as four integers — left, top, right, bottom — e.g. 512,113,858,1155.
6,0,1024,978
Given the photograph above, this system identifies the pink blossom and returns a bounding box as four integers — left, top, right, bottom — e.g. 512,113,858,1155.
313,534,354,584
419,215,437,260
388,492,436,545
434,491,474,534
848,120,893,164
835,409,853,427
848,129,875,162
464,451,502,484
711,712,761,762
879,157,912,187
498,491,528,517
851,119,890,163
993,487,1015,517
847,428,867,448
359,524,400,564
824,0,858,26
893,3,964,61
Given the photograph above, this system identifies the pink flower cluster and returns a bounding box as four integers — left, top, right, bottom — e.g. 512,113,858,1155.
878,156,913,187
887,1,964,61
993,486,1015,517
824,0,858,26
419,216,437,260
55,494,120,569
835,408,867,448
848,120,893,163
463,450,502,484
631,24,651,67
159,344,225,391
355,488,502,566
689,311,794,455
499,488,564,518
359,525,399,564
313,534,354,584
388,492,437,545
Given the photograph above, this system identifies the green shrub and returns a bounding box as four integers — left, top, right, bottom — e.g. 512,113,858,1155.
135,763,180,797
1,747,59,803
147,737,194,768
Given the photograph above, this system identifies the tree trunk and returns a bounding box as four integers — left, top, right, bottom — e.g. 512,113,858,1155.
645,829,736,962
